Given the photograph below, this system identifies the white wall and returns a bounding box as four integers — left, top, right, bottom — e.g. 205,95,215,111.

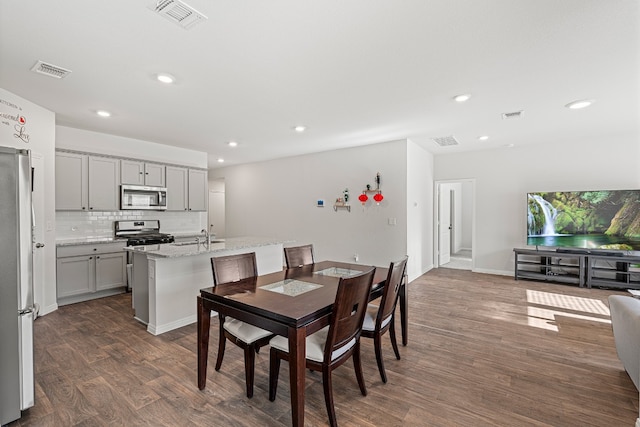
56,126,207,168
210,140,429,273
461,180,473,249
434,137,640,275
406,140,434,279
0,88,57,315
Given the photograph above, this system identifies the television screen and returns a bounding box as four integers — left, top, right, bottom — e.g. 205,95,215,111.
527,190,640,251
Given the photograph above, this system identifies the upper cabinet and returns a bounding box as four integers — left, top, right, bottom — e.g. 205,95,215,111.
121,160,165,187
56,152,120,211
55,152,88,210
166,166,207,211
56,150,205,212
188,169,208,211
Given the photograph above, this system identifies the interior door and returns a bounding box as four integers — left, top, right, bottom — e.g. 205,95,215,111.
208,190,225,238
438,185,451,265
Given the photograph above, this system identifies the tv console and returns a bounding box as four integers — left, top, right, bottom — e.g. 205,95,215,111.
514,248,640,289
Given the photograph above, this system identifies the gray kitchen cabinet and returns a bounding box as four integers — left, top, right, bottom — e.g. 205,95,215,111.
55,151,88,210
166,166,188,211
55,152,120,211
89,156,120,210
121,160,165,187
188,168,208,211
56,242,127,306
166,166,207,211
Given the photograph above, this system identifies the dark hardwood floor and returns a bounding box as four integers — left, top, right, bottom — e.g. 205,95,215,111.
11,268,639,426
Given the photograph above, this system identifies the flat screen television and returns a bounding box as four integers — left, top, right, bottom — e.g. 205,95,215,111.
527,190,640,251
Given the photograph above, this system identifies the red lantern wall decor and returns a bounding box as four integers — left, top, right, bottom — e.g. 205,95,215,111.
358,193,368,205
373,192,384,204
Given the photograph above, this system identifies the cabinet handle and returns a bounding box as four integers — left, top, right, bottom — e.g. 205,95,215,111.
89,256,93,260
89,207,93,210
82,207,86,210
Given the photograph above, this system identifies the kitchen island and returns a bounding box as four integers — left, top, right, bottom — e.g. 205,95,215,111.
126,237,285,335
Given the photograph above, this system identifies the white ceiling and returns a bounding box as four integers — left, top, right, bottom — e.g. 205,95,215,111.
1,1,638,169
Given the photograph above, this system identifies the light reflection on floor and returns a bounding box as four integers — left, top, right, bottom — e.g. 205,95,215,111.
526,289,611,332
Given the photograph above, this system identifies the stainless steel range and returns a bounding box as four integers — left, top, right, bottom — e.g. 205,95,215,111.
114,220,174,246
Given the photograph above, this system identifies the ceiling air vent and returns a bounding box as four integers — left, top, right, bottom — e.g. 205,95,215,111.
502,110,524,120
432,136,460,147
149,0,208,30
30,61,71,79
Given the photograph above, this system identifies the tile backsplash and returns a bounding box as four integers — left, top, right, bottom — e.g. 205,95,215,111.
56,211,206,239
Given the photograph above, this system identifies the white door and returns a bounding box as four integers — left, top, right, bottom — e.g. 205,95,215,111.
208,190,225,238
438,185,451,265
31,153,45,316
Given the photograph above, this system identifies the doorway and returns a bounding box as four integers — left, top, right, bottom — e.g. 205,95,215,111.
208,178,225,238
435,180,475,270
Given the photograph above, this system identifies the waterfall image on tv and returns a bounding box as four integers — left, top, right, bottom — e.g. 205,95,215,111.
527,190,640,251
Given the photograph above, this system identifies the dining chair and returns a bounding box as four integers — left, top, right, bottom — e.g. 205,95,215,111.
268,267,376,427
210,252,274,398
284,244,315,268
361,256,408,383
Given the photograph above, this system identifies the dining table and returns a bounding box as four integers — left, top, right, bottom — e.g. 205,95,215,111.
197,260,408,427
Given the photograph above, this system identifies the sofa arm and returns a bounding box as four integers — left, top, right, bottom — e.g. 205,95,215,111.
609,295,640,391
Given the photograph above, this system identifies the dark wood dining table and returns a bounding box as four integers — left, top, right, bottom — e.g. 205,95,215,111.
197,260,408,427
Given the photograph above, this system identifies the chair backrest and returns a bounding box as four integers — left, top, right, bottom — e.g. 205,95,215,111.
375,256,408,329
284,244,315,268
324,267,376,363
211,252,258,285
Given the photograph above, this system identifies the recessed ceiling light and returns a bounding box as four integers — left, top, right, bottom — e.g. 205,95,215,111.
453,94,471,103
293,125,307,132
478,135,489,141
217,158,225,163
228,141,238,147
96,110,111,118
156,73,175,84
504,143,514,148
565,99,594,109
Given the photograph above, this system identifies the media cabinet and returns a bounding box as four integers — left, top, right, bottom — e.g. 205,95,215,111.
513,248,640,289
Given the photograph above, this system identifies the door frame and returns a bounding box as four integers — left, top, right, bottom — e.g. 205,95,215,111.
434,179,476,269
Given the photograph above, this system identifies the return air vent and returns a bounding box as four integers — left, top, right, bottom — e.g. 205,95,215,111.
149,0,208,30
502,110,524,120
432,136,460,147
30,61,71,79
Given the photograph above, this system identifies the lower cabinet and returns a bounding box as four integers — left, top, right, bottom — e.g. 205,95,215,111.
57,242,127,306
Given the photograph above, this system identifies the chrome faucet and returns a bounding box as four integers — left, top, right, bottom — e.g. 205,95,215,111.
201,229,210,249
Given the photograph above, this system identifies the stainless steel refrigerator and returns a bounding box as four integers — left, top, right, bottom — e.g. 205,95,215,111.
0,146,35,425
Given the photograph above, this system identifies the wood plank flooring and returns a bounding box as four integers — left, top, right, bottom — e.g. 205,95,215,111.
10,268,639,426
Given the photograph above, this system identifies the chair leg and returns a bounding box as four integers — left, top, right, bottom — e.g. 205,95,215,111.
373,333,387,384
353,341,367,396
389,317,401,360
268,347,281,402
322,367,338,427
244,345,256,398
215,322,227,371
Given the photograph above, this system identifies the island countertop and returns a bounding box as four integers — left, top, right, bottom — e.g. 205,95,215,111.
124,236,289,259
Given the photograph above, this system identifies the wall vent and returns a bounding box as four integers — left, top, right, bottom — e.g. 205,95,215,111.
30,61,72,79
502,110,524,120
149,0,208,30
432,135,459,147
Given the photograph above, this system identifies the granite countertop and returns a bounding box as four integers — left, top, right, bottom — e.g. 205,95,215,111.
124,236,288,259
56,231,210,247
56,237,124,246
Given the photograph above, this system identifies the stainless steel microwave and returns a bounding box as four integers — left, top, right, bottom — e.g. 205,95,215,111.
121,185,167,210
